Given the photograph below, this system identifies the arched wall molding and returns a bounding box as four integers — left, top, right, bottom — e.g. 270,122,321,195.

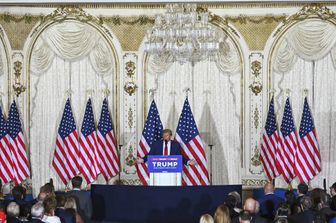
21,6,124,192
264,4,336,187
23,6,123,143
0,24,13,112
137,13,249,185
267,4,336,93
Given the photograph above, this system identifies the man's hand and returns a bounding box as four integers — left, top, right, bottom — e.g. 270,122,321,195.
188,159,197,166
136,157,144,164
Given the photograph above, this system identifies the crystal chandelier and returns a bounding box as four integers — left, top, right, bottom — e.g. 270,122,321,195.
145,3,223,64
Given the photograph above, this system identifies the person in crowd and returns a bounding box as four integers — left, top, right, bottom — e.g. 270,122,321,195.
214,204,231,223
29,203,44,223
258,182,283,221
317,191,336,222
330,182,336,211
41,180,55,198
311,188,325,211
312,211,327,223
228,191,242,208
284,190,299,214
200,214,214,223
10,186,27,207
238,210,252,223
55,195,75,223
64,197,84,223
288,196,316,223
274,202,289,223
6,202,21,223
0,210,6,223
43,197,61,223
225,195,241,219
67,176,92,223
19,203,31,222
296,183,309,203
232,198,269,223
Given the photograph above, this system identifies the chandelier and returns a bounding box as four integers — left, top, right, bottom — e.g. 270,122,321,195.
144,3,223,64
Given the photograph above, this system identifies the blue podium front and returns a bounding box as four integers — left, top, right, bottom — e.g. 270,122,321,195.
148,155,183,186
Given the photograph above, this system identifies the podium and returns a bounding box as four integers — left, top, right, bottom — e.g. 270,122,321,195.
147,155,182,186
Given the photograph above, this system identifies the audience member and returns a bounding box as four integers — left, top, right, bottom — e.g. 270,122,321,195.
274,202,289,221
284,190,299,214
313,211,327,223
11,186,27,206
288,196,316,223
6,202,20,223
238,211,252,223
317,191,336,222
200,214,214,223
55,195,75,223
0,210,6,223
30,203,44,223
258,182,283,221
311,188,325,211
330,182,336,211
67,176,92,223
228,191,242,208
64,197,84,223
214,204,231,223
225,195,241,219
19,203,31,222
232,198,268,223
43,197,61,223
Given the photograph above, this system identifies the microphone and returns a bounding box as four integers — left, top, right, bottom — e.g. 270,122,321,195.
164,140,168,145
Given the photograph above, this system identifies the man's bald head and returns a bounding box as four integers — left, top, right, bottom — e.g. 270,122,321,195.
244,198,257,214
264,182,274,194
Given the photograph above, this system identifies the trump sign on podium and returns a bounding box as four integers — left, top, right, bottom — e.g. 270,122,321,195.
148,155,182,173
148,155,182,186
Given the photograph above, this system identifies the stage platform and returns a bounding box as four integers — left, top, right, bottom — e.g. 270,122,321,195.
91,184,242,223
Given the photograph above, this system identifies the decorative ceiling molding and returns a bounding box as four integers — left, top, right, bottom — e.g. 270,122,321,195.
274,3,336,37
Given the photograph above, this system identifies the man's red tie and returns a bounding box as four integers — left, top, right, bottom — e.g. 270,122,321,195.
164,141,168,155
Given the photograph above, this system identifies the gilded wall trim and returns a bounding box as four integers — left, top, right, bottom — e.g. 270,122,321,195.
1,2,335,9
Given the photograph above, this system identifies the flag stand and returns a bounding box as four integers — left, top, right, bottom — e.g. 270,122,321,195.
209,144,213,185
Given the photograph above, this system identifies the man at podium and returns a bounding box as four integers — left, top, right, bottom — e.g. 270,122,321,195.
136,129,196,166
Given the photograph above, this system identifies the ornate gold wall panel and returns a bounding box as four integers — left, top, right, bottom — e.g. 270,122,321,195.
0,15,40,50
230,16,285,51
104,17,153,51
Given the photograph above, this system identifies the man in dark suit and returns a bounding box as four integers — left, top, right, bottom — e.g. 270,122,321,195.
288,196,316,223
67,176,92,223
257,182,283,221
136,129,196,166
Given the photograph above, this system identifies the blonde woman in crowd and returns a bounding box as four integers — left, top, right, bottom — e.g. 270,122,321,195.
214,204,231,223
43,197,61,223
200,214,214,223
64,196,84,223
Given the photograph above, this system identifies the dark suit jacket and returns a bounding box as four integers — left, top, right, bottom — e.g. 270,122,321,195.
55,208,75,223
258,193,284,220
144,140,188,164
67,190,92,223
288,210,316,223
232,214,270,223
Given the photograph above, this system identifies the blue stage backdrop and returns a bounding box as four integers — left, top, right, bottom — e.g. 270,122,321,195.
91,184,242,223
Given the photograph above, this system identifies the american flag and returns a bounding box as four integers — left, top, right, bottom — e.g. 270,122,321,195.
7,100,30,184
97,98,120,182
260,97,280,181
295,97,321,183
0,105,14,184
79,98,100,184
52,99,80,185
136,100,163,185
276,97,297,183
175,98,209,186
